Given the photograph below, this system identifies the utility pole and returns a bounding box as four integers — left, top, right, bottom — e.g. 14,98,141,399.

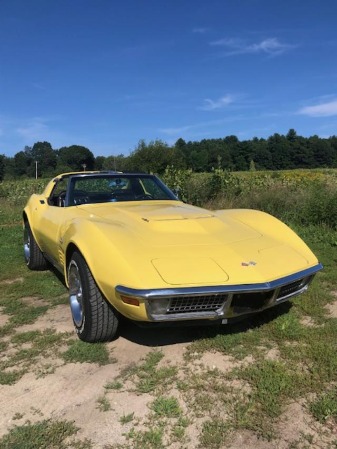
35,161,38,179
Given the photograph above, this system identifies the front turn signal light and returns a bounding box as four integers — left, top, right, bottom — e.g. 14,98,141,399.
121,295,140,307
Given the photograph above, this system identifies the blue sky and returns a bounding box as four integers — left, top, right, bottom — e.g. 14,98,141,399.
1,0,337,157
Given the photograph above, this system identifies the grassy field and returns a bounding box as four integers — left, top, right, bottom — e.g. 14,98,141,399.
0,171,337,448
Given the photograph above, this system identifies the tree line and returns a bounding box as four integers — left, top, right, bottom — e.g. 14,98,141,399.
1,129,337,181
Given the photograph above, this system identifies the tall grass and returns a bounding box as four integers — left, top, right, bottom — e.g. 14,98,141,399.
209,181,337,229
162,167,337,229
0,179,48,205
1,169,337,228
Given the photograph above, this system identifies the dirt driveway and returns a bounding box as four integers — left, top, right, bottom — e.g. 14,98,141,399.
1,301,335,449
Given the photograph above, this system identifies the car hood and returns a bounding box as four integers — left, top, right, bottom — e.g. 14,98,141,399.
76,201,313,287
79,201,262,246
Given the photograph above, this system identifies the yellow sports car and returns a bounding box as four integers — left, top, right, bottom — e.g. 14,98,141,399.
23,171,322,342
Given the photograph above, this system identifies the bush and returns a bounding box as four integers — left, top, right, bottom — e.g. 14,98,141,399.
297,182,337,228
0,179,48,205
203,174,337,229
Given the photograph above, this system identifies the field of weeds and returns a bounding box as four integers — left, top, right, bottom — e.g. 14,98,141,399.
0,170,337,448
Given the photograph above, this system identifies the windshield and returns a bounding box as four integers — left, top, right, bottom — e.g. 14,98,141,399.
66,174,177,206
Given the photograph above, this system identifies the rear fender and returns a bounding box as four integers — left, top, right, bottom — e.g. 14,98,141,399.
23,194,49,244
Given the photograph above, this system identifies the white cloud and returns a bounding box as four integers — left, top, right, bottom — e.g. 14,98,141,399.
192,27,208,34
210,37,294,56
159,115,245,136
298,99,337,117
159,124,195,135
199,94,234,111
16,117,50,140
32,82,47,91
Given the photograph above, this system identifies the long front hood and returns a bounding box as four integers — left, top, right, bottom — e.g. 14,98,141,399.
77,201,319,287
79,201,262,247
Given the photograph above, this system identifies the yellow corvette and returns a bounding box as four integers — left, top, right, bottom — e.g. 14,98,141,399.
23,172,322,342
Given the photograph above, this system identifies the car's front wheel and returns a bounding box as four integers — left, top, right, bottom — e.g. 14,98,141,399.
23,221,48,270
68,251,119,342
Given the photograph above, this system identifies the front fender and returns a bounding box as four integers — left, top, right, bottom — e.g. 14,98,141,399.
62,218,163,304
214,208,317,263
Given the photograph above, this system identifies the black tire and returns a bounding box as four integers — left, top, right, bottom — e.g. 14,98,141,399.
68,251,119,342
23,221,48,270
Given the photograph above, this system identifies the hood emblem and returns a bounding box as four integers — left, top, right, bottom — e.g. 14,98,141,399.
241,261,257,267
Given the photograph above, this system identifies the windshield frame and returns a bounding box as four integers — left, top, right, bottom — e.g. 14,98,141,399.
57,173,178,207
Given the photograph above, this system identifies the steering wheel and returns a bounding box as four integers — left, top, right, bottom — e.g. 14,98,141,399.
136,194,154,200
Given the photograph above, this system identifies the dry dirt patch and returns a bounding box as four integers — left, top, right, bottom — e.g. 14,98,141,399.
17,303,74,334
0,307,10,327
1,363,129,446
0,317,196,447
0,277,24,285
325,294,337,318
0,311,335,448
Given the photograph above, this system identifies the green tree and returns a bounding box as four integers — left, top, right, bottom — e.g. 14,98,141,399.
102,154,130,172
290,136,314,168
328,136,337,166
248,137,270,169
191,149,208,172
308,136,334,167
0,154,5,181
13,150,32,177
57,145,95,171
202,139,232,171
95,156,106,170
249,159,256,171
286,128,297,142
2,156,15,179
224,135,244,170
30,141,57,177
268,133,292,169
128,140,175,173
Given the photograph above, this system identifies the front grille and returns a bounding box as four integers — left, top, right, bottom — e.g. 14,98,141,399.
167,294,228,314
277,278,307,299
231,291,274,314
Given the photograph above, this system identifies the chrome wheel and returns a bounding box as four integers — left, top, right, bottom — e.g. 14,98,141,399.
23,225,31,264
23,221,47,270
68,251,119,342
68,260,84,327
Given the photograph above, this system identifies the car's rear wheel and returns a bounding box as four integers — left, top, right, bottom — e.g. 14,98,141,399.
68,251,119,342
23,221,48,270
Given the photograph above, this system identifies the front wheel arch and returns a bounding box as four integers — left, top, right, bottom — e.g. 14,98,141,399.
65,242,80,286
23,217,48,271
67,250,119,342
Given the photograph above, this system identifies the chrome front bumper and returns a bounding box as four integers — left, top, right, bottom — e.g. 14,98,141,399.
116,264,323,322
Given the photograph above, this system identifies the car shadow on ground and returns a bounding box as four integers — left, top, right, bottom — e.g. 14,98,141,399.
48,263,67,285
47,264,293,348
117,301,292,347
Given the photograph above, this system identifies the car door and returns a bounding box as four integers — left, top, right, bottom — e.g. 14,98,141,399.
36,177,71,269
